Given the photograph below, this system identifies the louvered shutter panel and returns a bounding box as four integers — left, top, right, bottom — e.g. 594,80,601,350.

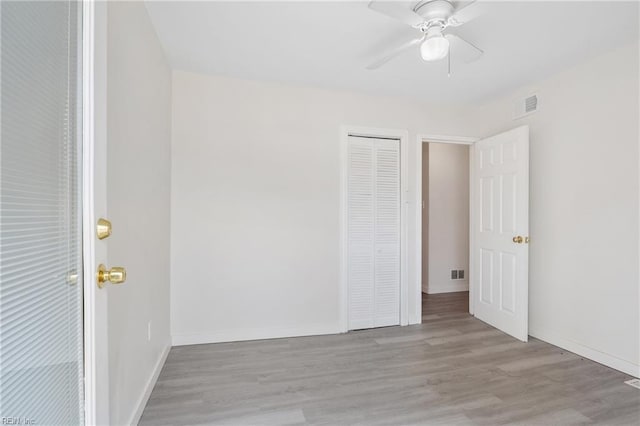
347,138,375,330
0,1,84,424
373,140,400,327
347,137,400,330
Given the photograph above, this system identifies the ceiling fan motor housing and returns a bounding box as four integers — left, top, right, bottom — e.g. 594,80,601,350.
414,0,455,25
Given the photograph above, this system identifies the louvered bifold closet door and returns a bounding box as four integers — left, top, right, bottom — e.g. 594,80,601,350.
347,136,400,330
0,1,84,425
372,140,400,327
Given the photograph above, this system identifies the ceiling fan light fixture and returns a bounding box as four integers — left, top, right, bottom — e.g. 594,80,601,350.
420,29,449,61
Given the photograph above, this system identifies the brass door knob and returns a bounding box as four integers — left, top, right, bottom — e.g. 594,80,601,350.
512,236,524,244
97,264,127,288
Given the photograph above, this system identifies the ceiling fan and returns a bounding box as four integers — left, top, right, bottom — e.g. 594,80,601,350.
367,0,485,71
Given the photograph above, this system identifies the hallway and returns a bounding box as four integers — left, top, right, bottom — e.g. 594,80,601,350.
422,291,469,318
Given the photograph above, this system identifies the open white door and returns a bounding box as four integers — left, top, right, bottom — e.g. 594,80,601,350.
472,125,529,342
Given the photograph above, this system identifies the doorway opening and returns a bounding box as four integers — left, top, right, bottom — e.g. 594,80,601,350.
416,127,530,340
420,140,471,321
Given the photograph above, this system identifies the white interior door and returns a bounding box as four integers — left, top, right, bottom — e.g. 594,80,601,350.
472,125,529,341
347,136,400,330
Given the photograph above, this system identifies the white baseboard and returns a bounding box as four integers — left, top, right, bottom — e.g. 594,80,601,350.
129,342,171,426
530,328,640,378
172,323,342,346
427,281,469,294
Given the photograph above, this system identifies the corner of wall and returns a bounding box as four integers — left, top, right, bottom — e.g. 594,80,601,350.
529,327,640,379
128,340,171,425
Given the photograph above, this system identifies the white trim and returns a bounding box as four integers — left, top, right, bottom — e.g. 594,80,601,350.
415,134,479,321
83,2,109,423
420,135,478,145
82,1,97,423
340,126,410,332
426,282,470,295
339,128,348,332
468,143,476,315
530,328,640,378
172,324,341,347
128,343,171,426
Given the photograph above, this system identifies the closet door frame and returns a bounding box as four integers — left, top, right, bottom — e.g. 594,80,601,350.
340,126,409,332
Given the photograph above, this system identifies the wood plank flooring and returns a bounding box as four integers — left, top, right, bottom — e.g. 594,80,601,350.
141,292,639,425
422,291,469,317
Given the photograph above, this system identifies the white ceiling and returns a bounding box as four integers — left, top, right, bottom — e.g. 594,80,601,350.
145,1,639,105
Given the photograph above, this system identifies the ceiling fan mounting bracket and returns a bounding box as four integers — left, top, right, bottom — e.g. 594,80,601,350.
413,0,455,23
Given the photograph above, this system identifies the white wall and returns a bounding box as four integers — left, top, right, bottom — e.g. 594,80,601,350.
426,143,470,294
170,70,471,345
107,2,172,424
466,42,640,377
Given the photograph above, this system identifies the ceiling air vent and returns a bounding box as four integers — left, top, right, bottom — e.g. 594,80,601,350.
513,93,539,120
525,95,538,113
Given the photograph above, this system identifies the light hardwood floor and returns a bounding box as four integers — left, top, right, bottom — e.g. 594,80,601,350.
141,292,639,425
422,291,469,317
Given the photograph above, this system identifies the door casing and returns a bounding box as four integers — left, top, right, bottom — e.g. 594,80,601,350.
415,135,478,318
82,1,109,424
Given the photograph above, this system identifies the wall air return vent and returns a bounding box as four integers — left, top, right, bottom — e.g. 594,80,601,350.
513,93,539,120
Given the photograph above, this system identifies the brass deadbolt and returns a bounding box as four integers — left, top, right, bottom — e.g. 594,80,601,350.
97,218,112,240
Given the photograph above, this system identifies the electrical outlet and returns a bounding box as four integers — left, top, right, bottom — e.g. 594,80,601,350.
147,321,151,341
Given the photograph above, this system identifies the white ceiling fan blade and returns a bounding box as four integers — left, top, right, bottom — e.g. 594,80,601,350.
448,0,485,26
366,35,426,70
368,1,425,28
446,33,483,63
